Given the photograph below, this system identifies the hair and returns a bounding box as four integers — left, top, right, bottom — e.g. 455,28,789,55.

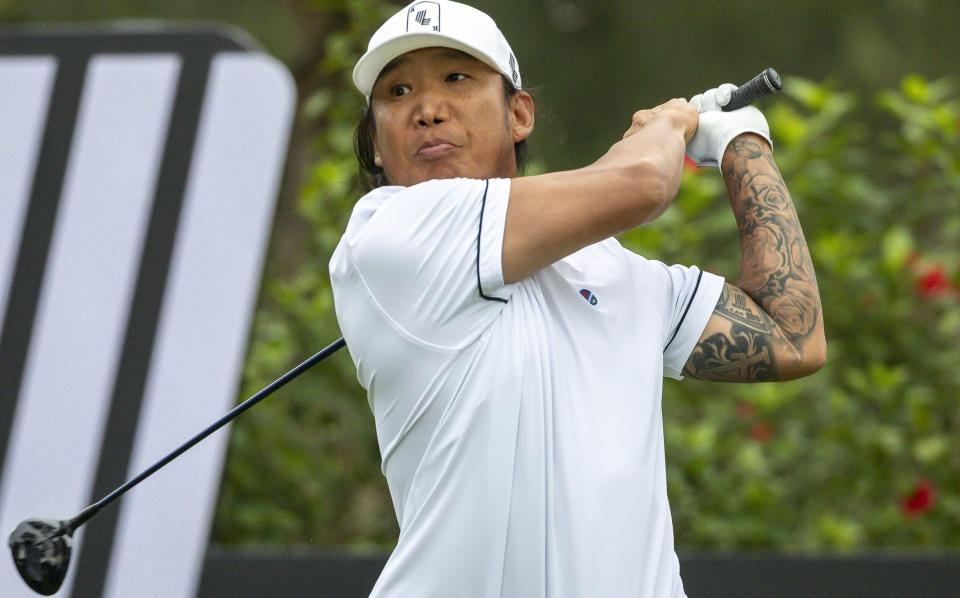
354,75,529,191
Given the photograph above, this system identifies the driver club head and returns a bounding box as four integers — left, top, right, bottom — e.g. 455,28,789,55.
8,518,74,596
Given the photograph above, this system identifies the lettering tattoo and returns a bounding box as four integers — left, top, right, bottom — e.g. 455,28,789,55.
715,283,772,334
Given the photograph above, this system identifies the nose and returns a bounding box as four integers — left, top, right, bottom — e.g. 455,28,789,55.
413,90,447,127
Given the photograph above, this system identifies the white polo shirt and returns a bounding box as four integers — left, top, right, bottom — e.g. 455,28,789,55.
329,178,724,598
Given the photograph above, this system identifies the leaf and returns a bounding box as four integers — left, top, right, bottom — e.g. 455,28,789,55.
902,74,930,104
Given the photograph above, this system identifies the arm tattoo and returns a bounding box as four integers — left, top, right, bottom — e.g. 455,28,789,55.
683,285,780,381
722,137,821,346
713,282,772,334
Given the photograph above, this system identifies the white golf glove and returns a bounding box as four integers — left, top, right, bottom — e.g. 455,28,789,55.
687,83,771,168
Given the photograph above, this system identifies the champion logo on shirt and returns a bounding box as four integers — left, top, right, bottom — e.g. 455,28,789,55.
579,288,598,306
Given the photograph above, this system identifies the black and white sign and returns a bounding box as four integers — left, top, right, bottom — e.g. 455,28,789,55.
0,27,295,598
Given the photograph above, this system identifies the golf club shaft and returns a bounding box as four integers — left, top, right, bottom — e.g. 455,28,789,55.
65,336,347,533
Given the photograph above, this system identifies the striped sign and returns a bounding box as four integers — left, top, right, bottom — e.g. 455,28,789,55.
0,28,295,597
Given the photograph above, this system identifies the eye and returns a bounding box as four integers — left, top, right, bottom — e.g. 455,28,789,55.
390,83,411,97
446,72,469,83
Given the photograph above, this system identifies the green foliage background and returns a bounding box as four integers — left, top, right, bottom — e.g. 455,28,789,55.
3,0,957,553
210,4,960,552
648,76,960,550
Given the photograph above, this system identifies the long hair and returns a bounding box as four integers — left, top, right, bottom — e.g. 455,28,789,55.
354,75,529,191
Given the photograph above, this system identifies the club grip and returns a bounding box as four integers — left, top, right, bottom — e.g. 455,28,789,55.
723,67,782,111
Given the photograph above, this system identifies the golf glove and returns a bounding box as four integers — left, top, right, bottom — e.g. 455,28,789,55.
687,83,771,168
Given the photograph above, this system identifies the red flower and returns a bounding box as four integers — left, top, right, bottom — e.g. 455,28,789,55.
683,155,699,171
901,480,936,517
750,421,773,443
736,401,756,421
917,266,950,298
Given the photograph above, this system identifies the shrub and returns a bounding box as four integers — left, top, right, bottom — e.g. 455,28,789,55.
633,75,960,551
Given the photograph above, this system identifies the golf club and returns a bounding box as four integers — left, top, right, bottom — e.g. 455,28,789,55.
8,336,345,595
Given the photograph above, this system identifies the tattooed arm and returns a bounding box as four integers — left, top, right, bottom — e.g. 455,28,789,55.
683,134,826,382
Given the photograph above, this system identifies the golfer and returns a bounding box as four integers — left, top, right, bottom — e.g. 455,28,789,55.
330,1,826,596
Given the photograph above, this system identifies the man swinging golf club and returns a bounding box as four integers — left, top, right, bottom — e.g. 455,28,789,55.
331,0,826,596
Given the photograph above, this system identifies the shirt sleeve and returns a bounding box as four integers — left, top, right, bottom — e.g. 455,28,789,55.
629,256,725,380
343,177,514,349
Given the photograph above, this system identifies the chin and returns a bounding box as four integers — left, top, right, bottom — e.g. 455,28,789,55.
415,163,472,183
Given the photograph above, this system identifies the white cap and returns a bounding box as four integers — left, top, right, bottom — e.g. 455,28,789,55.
353,0,522,98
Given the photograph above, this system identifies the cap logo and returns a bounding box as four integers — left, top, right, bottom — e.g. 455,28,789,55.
509,53,519,86
407,1,441,32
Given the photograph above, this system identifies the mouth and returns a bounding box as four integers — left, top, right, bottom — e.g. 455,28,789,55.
417,139,459,158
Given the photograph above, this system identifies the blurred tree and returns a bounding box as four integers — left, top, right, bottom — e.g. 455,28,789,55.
482,0,960,170
0,0,305,63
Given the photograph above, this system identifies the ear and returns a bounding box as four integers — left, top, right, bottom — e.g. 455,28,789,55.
509,90,535,143
373,136,383,168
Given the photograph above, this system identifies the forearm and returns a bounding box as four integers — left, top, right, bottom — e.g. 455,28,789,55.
721,134,826,368
591,113,687,221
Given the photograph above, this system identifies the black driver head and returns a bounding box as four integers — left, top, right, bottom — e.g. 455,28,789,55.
8,518,73,595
